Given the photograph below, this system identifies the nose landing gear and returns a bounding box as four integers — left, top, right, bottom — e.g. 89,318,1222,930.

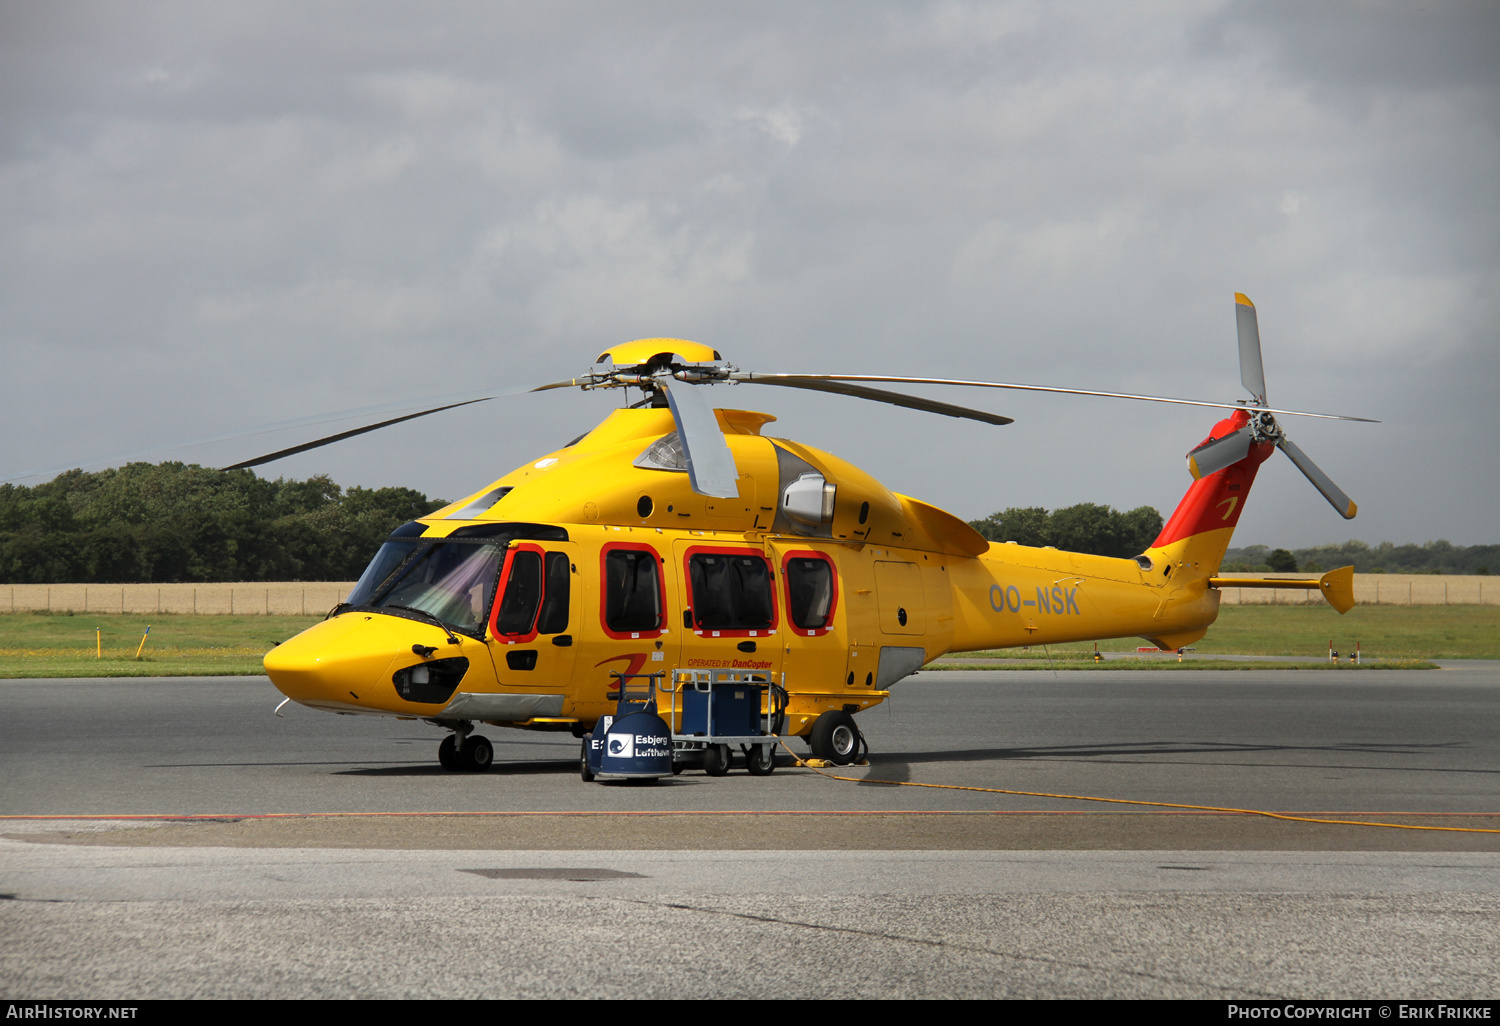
438,724,494,772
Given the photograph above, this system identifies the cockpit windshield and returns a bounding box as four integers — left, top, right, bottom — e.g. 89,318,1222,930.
353,539,506,636
342,522,569,638
346,539,421,608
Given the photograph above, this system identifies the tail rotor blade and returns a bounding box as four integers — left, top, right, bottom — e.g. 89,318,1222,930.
1279,436,1357,519
1235,293,1268,405
653,374,740,498
1186,425,1255,479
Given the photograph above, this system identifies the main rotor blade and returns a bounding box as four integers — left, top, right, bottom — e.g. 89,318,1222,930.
730,374,1013,425
1186,425,1255,480
653,374,740,498
220,398,495,471
744,374,1376,423
1278,436,1358,520
1235,292,1268,406
219,378,582,472
4,377,584,483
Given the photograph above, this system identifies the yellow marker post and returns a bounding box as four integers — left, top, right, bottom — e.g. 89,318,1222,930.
96,627,101,659
135,625,152,661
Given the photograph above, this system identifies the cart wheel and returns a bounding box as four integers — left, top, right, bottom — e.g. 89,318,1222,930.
746,743,775,776
809,711,860,765
579,739,595,782
703,744,732,776
438,735,461,771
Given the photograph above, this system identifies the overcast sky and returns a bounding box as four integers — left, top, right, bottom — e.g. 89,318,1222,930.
3,1,1496,548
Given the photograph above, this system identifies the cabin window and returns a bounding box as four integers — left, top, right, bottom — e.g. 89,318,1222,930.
493,550,543,636
604,548,663,633
785,556,835,630
688,552,774,632
536,551,572,634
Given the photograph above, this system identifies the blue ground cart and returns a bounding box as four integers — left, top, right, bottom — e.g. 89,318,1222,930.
663,668,788,776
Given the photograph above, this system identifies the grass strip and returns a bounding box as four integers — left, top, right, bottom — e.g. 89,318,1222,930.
0,603,1489,678
993,603,1499,660
0,612,320,678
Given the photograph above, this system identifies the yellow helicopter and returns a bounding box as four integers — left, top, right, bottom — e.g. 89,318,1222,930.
260,294,1371,772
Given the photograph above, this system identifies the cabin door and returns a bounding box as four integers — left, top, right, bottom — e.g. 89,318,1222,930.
485,541,579,693
771,545,852,713
671,540,783,694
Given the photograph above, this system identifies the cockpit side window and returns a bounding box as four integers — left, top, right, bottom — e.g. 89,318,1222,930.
492,550,543,636
488,546,572,642
536,552,572,635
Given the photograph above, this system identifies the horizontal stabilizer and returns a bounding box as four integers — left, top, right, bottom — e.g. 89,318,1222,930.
1208,565,1356,614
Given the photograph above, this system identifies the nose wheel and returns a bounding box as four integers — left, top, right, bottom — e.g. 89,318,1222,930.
439,733,494,772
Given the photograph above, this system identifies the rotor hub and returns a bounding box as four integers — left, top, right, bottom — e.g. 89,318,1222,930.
1248,409,1282,444
595,338,722,368
588,338,734,393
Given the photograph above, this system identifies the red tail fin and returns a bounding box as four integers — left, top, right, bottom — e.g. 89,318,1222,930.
1149,410,1273,570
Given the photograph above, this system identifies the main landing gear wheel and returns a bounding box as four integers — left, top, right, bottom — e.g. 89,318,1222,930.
580,739,595,782
702,743,733,777
460,735,493,772
808,710,861,765
745,743,776,776
438,734,461,771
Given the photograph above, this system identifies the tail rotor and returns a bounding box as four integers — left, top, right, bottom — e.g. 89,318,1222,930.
1186,294,1358,520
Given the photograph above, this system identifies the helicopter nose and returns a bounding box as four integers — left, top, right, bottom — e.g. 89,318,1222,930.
264,614,402,708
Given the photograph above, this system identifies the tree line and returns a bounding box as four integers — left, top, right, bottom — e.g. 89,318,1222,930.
1224,541,1495,575
967,507,1494,575
2,463,1490,582
0,463,446,584
967,503,1165,559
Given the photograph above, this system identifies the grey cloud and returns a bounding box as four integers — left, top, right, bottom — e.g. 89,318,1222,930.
1204,0,1500,93
1,1,1494,546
